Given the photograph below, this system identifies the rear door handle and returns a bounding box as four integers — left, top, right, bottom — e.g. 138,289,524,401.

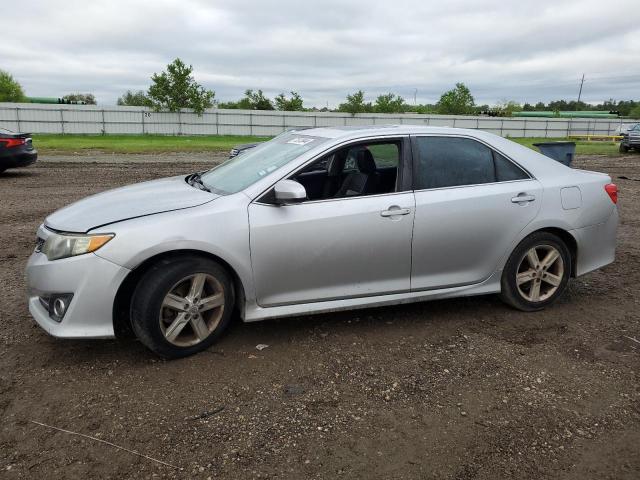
381,206,411,217
511,193,536,204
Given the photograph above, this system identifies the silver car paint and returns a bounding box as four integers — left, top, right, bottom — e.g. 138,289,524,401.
27,225,130,338
249,191,416,306
411,178,543,290
25,125,618,339
46,175,216,232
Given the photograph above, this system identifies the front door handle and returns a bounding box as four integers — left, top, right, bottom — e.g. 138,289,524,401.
511,193,536,204
381,206,411,217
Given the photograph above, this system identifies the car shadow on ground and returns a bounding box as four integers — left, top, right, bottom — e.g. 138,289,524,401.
0,169,39,179
28,270,600,367
38,293,518,365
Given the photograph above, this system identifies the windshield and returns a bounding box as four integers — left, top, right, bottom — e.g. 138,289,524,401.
200,132,329,194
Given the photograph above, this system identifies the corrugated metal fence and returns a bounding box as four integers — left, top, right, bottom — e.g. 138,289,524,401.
0,103,635,138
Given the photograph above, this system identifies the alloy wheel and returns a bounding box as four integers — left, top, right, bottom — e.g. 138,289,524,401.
159,273,225,347
516,245,564,303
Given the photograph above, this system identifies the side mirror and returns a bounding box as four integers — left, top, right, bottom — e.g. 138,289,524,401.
274,180,307,205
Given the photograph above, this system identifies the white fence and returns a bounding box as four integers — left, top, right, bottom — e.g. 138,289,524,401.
0,103,635,138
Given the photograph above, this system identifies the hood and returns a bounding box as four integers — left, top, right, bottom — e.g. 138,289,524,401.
45,175,218,233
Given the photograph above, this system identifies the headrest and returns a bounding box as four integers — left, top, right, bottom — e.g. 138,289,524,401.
356,149,376,174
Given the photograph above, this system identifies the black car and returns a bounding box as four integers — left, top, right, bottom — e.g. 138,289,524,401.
0,128,37,173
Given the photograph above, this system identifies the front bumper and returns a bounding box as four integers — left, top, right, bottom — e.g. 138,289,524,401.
26,249,130,338
622,135,640,147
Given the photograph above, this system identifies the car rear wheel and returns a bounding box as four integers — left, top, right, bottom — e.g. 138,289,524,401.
619,143,629,153
131,256,234,358
499,232,571,312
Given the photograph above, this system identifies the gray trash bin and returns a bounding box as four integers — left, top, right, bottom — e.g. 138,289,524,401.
533,141,576,167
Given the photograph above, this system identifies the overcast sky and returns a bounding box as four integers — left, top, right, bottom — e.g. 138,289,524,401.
2,0,639,107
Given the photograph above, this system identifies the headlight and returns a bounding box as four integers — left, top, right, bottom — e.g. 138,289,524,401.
41,233,114,261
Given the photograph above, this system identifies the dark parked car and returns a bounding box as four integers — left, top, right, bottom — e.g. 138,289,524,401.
0,128,37,173
620,123,640,153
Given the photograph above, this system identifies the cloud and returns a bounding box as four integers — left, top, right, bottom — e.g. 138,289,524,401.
1,0,638,106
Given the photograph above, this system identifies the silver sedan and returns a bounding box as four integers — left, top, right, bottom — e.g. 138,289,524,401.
26,126,618,358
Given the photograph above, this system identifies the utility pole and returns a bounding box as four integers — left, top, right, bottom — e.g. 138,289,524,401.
577,73,585,104
414,88,418,105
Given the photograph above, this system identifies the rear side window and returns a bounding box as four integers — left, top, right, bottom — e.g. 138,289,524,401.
413,137,528,189
494,152,529,181
414,137,493,189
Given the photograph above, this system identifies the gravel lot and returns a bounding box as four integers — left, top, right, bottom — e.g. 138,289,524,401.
1,154,639,479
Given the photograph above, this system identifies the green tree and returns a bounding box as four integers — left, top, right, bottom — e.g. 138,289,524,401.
413,104,437,114
274,91,304,111
237,89,274,110
0,70,26,102
373,93,406,113
216,100,240,109
147,58,214,115
436,83,475,115
616,100,639,116
494,100,522,117
62,93,97,105
629,105,640,119
548,99,588,112
338,90,372,115
117,90,149,107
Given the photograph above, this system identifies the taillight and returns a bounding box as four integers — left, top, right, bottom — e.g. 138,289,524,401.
0,138,26,148
604,183,618,204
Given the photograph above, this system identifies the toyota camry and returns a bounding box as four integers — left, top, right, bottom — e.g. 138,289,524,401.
26,126,618,358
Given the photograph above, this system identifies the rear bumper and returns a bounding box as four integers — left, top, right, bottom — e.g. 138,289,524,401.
0,150,38,169
572,207,618,276
26,250,130,338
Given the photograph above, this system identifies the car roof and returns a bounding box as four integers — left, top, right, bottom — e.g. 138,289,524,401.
298,124,447,139
296,124,573,179
298,124,521,145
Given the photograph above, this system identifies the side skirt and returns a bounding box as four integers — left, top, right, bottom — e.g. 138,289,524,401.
243,271,502,322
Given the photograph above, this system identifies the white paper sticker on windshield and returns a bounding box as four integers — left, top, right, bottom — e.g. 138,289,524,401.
287,137,315,146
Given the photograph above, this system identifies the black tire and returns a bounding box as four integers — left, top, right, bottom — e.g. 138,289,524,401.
131,256,235,359
619,143,629,153
499,232,571,312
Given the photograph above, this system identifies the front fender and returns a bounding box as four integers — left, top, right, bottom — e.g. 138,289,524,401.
93,193,256,304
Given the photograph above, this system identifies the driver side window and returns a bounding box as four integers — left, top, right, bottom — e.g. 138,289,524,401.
292,139,402,201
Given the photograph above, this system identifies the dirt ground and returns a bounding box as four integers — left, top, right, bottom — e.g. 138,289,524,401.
0,154,639,480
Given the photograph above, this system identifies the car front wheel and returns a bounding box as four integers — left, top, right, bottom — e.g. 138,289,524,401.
499,232,571,312
131,256,234,358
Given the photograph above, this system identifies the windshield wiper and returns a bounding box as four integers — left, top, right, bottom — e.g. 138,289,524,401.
187,172,211,192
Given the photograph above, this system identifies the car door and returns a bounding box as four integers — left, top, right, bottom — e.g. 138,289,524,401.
248,137,415,307
410,135,542,291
